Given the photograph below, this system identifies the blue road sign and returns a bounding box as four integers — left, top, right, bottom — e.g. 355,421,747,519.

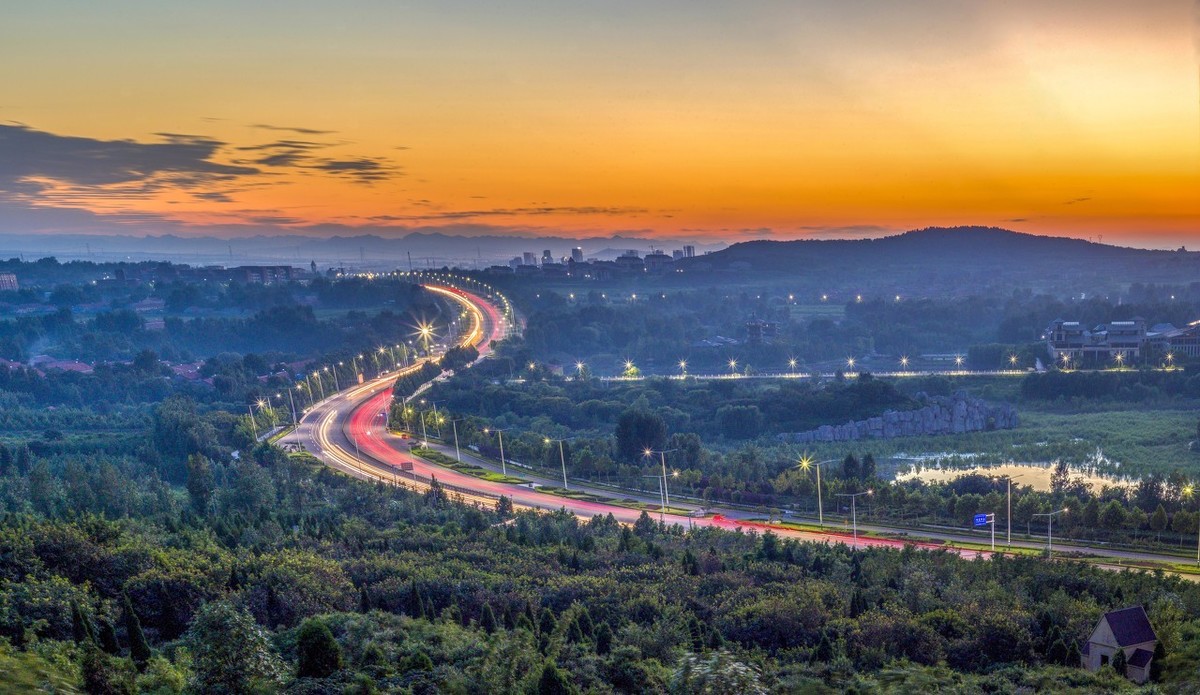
973,513,989,527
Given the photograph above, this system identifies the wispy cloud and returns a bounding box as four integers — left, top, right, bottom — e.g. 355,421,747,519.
367,205,649,222
250,123,336,135
311,157,399,184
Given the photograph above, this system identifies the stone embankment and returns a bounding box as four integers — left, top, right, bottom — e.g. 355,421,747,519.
777,391,1018,443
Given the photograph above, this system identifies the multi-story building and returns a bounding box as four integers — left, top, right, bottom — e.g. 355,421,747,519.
522,252,537,266
0,273,17,291
1044,317,1200,363
745,315,779,344
1046,318,1146,363
614,251,644,274
643,251,674,273
571,247,584,263
229,266,297,284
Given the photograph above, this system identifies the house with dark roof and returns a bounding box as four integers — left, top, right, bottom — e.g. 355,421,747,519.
1080,606,1158,684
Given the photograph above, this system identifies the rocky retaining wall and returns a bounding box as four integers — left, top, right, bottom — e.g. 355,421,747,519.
777,391,1018,444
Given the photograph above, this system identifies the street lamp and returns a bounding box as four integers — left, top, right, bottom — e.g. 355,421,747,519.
679,360,688,377
836,490,874,544
326,366,339,391
788,358,797,376
1183,484,1199,565
728,358,738,376
992,473,1024,546
545,437,570,490
416,322,434,355
899,355,909,372
277,392,297,426
797,454,838,528
1009,354,1019,368
255,398,275,427
483,427,512,476
1032,508,1068,558
846,357,856,370
954,354,964,370
643,448,678,518
448,418,464,462
246,403,259,442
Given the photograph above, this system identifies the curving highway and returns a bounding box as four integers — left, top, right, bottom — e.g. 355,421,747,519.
278,281,1200,575
278,281,991,556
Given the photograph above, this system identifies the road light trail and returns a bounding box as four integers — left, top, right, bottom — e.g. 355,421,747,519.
277,277,1200,578
281,277,999,559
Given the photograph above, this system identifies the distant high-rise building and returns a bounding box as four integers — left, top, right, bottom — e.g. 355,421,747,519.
0,273,17,292
509,257,523,269
683,245,695,258
542,249,553,265
523,252,537,266
571,247,584,263
672,250,684,260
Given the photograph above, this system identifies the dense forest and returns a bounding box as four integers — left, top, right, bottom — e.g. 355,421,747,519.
3,265,1200,691
3,429,1200,693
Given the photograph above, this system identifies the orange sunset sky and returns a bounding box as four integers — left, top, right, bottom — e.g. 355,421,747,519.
1,0,1198,248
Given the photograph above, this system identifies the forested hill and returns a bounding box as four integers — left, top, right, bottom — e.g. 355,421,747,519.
681,227,1199,291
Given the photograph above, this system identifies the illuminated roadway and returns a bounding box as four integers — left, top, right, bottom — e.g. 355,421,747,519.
279,281,1200,574
276,281,1000,557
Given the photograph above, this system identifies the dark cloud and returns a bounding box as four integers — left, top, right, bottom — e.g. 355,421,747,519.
0,124,256,190
193,191,236,203
1062,197,1092,205
250,123,336,135
237,139,332,152
233,141,401,184
311,157,399,184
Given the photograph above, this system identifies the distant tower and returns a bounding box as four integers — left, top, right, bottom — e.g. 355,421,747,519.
571,247,584,263
541,249,553,265
683,245,695,258
310,260,317,274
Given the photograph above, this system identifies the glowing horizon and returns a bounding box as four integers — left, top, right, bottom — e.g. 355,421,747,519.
1,1,1198,248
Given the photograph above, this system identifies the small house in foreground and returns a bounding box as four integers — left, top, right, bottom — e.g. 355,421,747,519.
1080,606,1158,684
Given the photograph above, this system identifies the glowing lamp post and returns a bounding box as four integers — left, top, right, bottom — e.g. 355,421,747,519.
798,454,838,528
836,489,874,545
1033,508,1068,558
643,448,678,519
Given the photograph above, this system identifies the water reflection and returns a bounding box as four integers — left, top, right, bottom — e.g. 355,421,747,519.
890,459,1134,492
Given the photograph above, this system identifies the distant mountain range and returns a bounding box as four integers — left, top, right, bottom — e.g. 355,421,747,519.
680,227,1199,293
0,231,725,269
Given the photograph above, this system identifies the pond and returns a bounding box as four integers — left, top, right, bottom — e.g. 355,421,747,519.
888,454,1135,492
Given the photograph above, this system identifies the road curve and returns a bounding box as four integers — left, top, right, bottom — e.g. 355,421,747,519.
279,282,1200,577
279,281,994,557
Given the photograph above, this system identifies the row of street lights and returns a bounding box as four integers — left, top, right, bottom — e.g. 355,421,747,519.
600,352,1028,379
